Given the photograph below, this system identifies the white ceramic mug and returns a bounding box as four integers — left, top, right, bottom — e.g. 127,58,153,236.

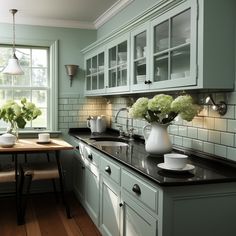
38,133,50,142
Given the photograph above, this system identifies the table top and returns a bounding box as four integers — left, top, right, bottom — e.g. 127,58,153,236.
0,138,74,153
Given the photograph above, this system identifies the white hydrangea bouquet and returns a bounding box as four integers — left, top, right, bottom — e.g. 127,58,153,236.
129,94,200,124
0,98,42,130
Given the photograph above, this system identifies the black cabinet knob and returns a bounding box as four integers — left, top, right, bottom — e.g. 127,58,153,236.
82,166,85,170
119,203,123,207
105,166,111,175
144,80,152,84
88,154,93,160
132,184,141,195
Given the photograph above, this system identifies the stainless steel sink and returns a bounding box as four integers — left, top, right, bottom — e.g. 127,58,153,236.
92,140,129,147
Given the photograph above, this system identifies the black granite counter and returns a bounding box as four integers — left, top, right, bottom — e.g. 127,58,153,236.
69,128,236,186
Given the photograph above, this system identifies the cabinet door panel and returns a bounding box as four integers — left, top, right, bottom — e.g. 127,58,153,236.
73,154,85,202
100,177,121,236
122,193,157,236
84,166,99,224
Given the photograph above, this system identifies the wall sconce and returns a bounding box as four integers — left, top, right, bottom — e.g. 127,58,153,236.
65,64,79,87
205,95,227,116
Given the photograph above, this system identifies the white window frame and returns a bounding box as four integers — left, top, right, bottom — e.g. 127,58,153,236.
0,38,58,132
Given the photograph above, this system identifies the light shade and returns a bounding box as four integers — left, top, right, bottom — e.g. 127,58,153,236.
2,57,24,75
65,64,79,87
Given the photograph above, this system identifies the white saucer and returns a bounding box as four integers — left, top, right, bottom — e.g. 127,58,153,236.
157,163,195,172
36,140,51,144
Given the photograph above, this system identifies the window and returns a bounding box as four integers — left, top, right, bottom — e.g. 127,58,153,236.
0,40,58,132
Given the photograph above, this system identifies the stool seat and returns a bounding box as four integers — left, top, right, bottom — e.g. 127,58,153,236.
21,162,59,180
0,164,16,183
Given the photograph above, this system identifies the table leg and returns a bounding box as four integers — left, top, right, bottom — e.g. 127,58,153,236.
55,150,71,218
14,153,23,225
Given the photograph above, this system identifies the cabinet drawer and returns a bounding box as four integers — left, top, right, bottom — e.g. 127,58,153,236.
121,170,158,212
83,145,100,167
100,157,121,185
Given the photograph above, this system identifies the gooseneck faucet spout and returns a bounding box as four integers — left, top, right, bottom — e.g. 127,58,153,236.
115,107,134,139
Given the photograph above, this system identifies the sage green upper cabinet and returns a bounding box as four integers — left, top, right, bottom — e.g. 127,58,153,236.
106,33,130,93
83,0,235,96
150,1,197,90
131,22,151,91
85,48,106,95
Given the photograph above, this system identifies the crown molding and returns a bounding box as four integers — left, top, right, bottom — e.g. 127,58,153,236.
0,16,95,29
94,0,134,29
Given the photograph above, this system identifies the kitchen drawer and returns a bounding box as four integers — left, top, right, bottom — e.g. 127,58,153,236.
83,145,100,167
121,169,158,213
100,156,121,185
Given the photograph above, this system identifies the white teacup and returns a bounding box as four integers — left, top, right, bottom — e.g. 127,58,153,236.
164,153,188,169
38,133,50,142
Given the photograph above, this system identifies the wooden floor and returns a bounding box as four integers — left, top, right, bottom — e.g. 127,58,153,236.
0,193,101,236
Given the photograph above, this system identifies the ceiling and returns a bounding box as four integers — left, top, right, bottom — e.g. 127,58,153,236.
0,0,133,29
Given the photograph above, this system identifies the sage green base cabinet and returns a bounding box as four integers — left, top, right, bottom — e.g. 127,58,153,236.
82,0,235,96
73,141,236,236
73,141,100,225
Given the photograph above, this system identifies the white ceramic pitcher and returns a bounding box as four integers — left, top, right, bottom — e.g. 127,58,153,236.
143,122,172,156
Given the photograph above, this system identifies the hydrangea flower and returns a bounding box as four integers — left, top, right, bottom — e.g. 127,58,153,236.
129,94,200,124
0,98,42,129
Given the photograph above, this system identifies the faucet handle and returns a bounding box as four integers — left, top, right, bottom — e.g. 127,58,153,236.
128,127,135,140
116,124,125,137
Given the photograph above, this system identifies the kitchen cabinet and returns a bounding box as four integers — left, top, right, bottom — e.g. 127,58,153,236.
106,33,130,94
85,48,106,95
74,142,100,225
82,0,235,96
121,192,157,236
73,139,236,236
149,1,196,90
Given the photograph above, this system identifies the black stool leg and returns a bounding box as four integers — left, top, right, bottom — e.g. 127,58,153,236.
21,174,32,223
18,168,25,224
55,151,71,218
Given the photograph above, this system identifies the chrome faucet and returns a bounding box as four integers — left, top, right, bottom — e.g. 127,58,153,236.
115,107,134,139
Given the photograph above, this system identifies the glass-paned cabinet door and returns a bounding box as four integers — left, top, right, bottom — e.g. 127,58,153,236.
131,23,150,91
85,49,105,95
107,34,130,93
151,1,197,89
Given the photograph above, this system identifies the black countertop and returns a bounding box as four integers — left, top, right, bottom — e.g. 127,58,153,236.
69,128,236,187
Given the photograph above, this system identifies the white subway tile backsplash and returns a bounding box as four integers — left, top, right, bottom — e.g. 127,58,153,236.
214,118,227,131
203,142,214,154
179,126,187,136
223,105,235,119
214,144,227,157
221,132,234,146
208,130,221,144
182,137,192,148
198,129,208,141
204,117,215,129
227,147,236,161
169,125,178,135
227,120,236,133
192,117,203,128
174,136,182,146
188,127,198,138
192,140,203,151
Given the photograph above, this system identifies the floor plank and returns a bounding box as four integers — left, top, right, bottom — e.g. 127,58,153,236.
0,193,101,236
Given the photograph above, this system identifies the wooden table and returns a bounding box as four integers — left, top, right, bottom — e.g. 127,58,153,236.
0,138,74,224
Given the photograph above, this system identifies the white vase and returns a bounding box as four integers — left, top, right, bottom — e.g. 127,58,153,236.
143,122,172,156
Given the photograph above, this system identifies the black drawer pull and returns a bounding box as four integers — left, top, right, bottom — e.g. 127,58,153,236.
132,184,141,195
144,80,152,84
88,154,93,160
105,166,111,175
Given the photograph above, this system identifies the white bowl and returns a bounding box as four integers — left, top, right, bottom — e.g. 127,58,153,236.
164,153,188,169
0,133,16,146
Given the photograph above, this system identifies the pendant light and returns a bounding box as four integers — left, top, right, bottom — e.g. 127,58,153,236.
2,9,24,75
